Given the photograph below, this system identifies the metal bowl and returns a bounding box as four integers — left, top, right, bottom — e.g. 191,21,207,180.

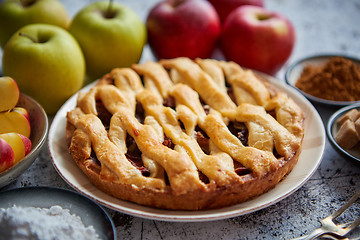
0,93,48,188
285,54,360,107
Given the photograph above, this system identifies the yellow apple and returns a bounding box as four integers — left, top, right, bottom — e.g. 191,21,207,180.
0,76,19,112
0,132,31,168
2,23,85,115
0,107,31,138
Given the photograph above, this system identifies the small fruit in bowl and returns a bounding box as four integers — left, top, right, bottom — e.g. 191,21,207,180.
0,133,32,173
0,107,31,138
0,77,31,138
0,77,19,112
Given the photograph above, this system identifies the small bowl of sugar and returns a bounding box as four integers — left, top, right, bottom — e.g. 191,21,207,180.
0,186,116,240
285,54,360,107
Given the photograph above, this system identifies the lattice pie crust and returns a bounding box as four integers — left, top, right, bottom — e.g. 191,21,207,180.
66,58,304,210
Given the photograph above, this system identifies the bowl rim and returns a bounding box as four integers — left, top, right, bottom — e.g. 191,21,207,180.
285,53,360,107
326,102,360,163
0,93,49,182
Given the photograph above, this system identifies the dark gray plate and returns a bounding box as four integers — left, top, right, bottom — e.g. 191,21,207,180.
0,187,116,240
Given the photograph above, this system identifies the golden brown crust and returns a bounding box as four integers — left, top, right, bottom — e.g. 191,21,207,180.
66,58,305,210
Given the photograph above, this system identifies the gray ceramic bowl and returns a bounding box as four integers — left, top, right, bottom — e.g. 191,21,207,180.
327,102,360,163
285,54,360,107
0,93,48,188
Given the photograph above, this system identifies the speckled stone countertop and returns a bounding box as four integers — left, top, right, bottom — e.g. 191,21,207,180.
1,0,360,239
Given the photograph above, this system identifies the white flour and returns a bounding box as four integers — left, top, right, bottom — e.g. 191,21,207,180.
0,205,101,240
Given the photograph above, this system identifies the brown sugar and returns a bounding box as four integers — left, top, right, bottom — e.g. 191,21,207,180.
336,119,359,149
295,57,360,101
335,108,360,149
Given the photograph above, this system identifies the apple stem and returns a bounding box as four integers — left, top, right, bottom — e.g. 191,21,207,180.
172,0,185,7
105,0,115,18
19,32,38,43
20,0,36,7
257,14,271,21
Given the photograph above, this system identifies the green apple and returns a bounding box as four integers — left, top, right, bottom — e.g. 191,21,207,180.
2,23,85,115
0,0,70,48
69,1,147,81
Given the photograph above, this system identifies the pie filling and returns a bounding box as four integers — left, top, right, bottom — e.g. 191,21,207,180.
228,121,248,146
124,134,150,177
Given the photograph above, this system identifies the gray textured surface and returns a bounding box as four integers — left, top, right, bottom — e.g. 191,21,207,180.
1,0,360,239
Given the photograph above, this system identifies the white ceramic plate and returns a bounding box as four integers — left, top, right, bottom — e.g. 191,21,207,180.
327,103,360,163
49,74,325,222
0,187,116,239
285,54,360,107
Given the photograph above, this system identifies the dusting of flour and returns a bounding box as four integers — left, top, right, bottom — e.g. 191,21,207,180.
0,205,101,240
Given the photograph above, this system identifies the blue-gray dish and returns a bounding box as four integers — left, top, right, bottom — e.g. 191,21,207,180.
285,54,360,107
0,186,116,240
0,94,48,188
327,103,360,162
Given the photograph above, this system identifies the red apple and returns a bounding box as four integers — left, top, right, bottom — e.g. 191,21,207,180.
146,0,221,60
208,0,264,23
19,133,32,156
0,137,14,172
220,5,295,75
0,107,31,138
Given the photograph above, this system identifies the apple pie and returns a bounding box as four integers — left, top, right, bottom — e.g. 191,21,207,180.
66,58,305,210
